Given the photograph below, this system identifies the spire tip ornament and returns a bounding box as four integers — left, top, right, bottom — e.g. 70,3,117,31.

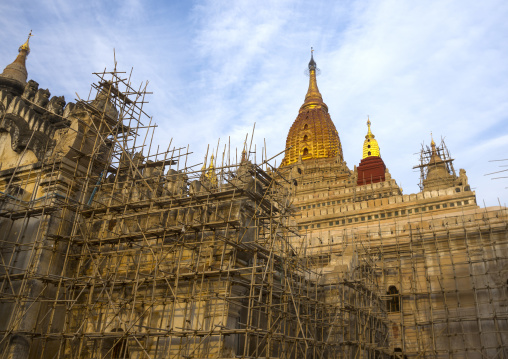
19,30,32,54
301,49,324,112
309,47,316,69
365,116,374,140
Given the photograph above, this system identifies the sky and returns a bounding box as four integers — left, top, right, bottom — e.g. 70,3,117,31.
1,0,508,206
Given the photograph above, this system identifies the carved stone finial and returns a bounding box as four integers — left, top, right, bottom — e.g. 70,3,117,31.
22,80,38,101
458,168,468,187
47,96,66,116
34,88,51,108
63,103,76,118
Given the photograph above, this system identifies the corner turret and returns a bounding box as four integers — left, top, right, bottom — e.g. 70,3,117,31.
414,134,471,192
0,31,32,94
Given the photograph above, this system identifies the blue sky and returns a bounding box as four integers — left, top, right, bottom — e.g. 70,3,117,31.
2,0,508,206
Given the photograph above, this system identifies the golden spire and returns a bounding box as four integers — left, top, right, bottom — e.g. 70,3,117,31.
205,154,218,186
362,117,380,159
19,30,32,54
300,48,327,113
281,50,342,166
1,30,32,84
428,132,445,165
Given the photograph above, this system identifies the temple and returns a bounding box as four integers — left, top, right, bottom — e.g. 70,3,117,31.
0,37,506,359
280,52,507,358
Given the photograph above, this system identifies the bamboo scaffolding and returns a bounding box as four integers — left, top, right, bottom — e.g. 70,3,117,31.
0,67,393,359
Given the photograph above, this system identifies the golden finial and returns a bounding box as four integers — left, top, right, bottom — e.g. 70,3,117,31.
301,48,323,111
19,30,32,54
308,47,316,70
365,116,374,139
205,154,218,186
430,132,435,147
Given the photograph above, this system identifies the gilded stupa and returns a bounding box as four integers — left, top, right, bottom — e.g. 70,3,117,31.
281,50,342,166
0,31,31,94
356,118,386,185
362,118,380,158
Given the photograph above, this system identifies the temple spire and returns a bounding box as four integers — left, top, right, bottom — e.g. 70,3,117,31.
1,31,32,85
428,132,443,165
357,118,386,184
362,117,380,159
205,154,218,186
301,48,326,112
19,30,32,54
281,50,342,166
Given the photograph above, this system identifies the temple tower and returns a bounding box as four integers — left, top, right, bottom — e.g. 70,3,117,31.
356,118,387,185
282,50,342,166
0,31,31,95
